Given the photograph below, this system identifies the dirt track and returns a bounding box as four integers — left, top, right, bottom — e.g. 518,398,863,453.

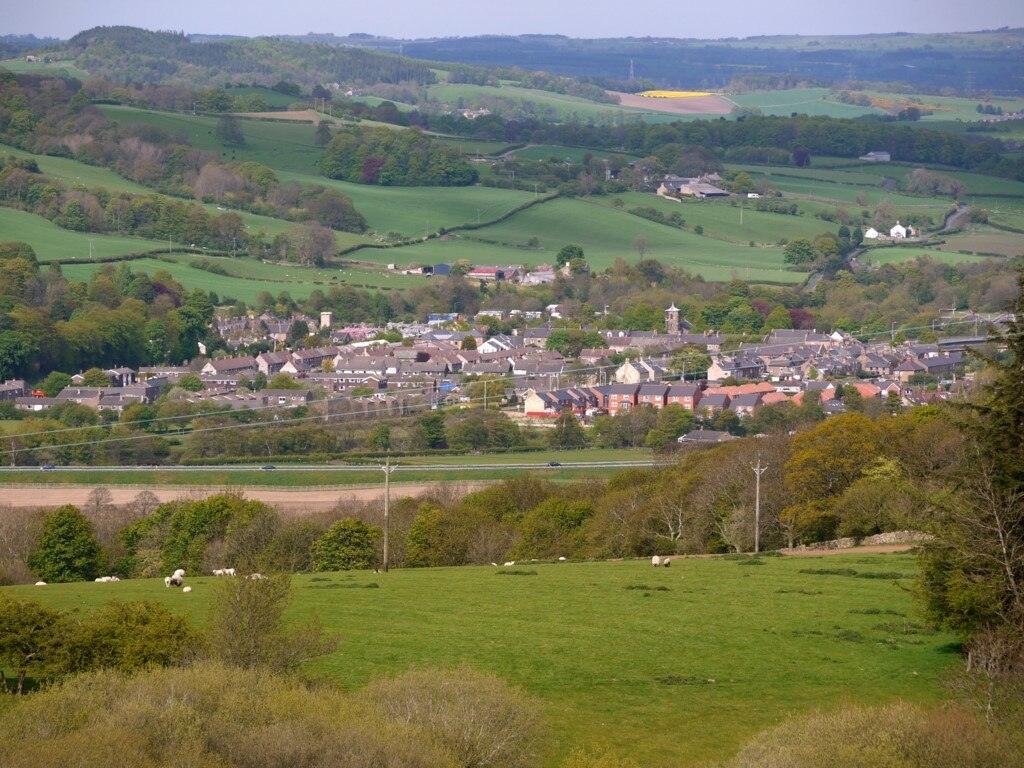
610,91,734,115
0,481,491,513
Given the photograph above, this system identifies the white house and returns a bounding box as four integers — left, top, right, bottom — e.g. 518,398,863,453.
889,221,907,239
863,227,880,240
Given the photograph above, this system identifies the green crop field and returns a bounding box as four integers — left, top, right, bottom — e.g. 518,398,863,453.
857,246,990,267
432,135,517,155
934,228,1024,258
97,105,327,174
0,57,90,80
510,144,640,163
225,85,304,109
729,88,885,118
426,82,682,123
0,143,151,193
58,253,427,302
379,197,802,283
594,192,832,245
276,170,537,236
4,552,955,765
0,207,165,262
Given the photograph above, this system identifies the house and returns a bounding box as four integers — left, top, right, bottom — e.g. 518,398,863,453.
605,384,639,415
260,389,313,407
106,367,136,386
478,335,523,354
864,227,880,240
747,192,761,199
889,221,907,239
522,327,552,347
431,263,451,277
201,356,257,377
522,266,556,285
859,151,891,162
666,383,702,411
636,383,669,409
257,351,292,376
707,355,764,382
0,379,26,400
614,358,666,384
696,392,730,415
678,429,735,444
729,392,764,416
427,312,459,325
657,174,729,199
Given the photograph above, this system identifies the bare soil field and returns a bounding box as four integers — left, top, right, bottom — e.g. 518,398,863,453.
610,91,734,115
0,481,490,513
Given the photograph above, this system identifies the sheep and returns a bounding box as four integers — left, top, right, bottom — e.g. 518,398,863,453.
651,555,662,567
165,574,184,588
491,562,499,567
94,576,120,583
224,568,236,576
212,568,225,576
172,568,185,579
164,576,171,588
662,558,671,568
34,581,46,586
558,556,567,561
248,573,266,580
503,561,515,567
182,586,192,593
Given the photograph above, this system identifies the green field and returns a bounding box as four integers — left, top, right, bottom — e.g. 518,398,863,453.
276,170,537,237
98,105,328,174
858,90,1024,123
729,88,885,118
0,57,90,80
225,85,304,109
381,197,802,283
426,82,681,123
509,144,640,163
595,192,832,245
0,143,151,193
0,207,165,262
59,252,428,302
3,552,954,765
858,246,990,267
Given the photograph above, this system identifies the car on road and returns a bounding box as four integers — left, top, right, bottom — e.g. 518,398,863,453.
41,463,56,471
547,461,562,467
261,464,276,471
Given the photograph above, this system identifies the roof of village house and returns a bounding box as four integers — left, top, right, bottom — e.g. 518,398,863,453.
679,429,734,443
637,383,669,396
667,383,700,397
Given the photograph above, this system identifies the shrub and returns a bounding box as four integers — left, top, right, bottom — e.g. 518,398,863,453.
27,505,101,583
725,702,1020,768
363,666,544,768
0,663,457,768
311,519,380,571
205,573,336,673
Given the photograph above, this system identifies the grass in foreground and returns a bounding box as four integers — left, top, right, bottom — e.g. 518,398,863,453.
4,552,955,766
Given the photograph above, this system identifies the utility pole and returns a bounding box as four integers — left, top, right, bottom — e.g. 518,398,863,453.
381,455,395,572
751,455,768,554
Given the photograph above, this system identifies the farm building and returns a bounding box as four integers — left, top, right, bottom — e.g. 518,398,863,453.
859,151,891,162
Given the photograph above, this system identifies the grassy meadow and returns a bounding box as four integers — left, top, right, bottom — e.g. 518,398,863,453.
380,197,802,283
0,207,165,262
4,552,956,765
729,88,885,118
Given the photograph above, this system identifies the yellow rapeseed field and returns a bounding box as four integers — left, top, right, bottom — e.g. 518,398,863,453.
637,89,714,99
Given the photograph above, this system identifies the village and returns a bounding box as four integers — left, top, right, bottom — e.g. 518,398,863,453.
0,298,998,443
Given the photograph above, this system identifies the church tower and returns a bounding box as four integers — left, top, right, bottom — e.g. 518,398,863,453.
665,303,681,335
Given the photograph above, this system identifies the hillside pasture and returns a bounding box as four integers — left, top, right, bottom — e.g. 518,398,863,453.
276,170,537,237
4,552,955,766
376,197,802,283
857,246,991,267
97,105,327,174
729,87,886,118
59,253,426,302
0,57,90,80
0,207,165,262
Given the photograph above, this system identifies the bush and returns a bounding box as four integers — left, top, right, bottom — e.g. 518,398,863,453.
724,702,1020,768
27,505,101,583
311,519,380,571
363,666,544,768
0,663,457,768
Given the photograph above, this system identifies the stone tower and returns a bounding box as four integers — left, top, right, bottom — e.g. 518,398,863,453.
665,303,681,335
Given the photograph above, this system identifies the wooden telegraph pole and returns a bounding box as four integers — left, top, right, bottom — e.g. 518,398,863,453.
751,455,768,554
381,455,395,572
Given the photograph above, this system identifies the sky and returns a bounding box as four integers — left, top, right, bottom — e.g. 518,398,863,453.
3,0,1023,40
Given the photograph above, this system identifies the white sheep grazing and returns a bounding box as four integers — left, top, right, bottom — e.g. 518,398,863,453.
94,576,119,583
662,558,671,568
651,555,662,567
164,576,172,588
558,556,567,561
491,562,499,567
182,585,192,593
172,568,186,579
212,568,225,576
34,581,47,586
248,573,265,580
224,568,236,576
503,561,515,567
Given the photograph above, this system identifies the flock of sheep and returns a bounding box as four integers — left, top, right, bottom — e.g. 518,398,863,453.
34,567,265,590
32,556,673,588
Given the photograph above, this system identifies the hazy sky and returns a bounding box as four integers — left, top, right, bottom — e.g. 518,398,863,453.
4,0,1023,39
